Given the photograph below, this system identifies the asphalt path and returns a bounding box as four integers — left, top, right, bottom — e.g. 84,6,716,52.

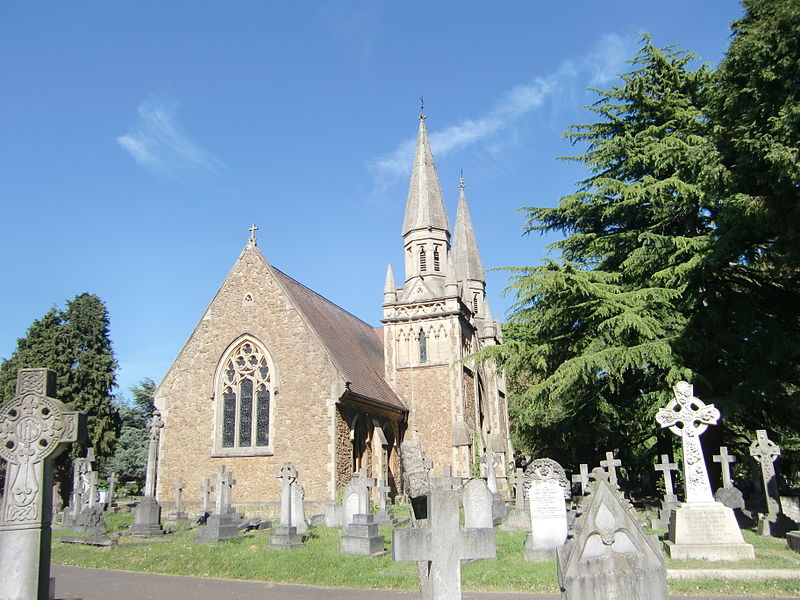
51,565,796,600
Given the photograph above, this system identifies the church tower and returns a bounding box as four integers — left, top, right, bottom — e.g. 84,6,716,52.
382,114,512,483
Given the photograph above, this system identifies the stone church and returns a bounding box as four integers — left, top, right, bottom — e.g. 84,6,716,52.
153,114,513,509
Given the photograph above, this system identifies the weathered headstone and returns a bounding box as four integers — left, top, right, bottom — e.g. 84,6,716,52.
106,472,118,510
557,468,668,599
166,477,189,525
290,481,308,534
656,381,754,560
86,470,98,509
430,466,462,491
0,368,86,600
341,468,375,533
463,478,494,529
269,462,303,549
503,467,530,530
749,429,795,536
393,488,496,600
651,454,680,530
571,464,590,496
524,459,569,561
197,466,240,543
599,451,622,488
199,478,213,516
714,446,736,490
481,447,501,494
130,410,166,536
374,478,398,526
400,439,432,519
711,447,749,524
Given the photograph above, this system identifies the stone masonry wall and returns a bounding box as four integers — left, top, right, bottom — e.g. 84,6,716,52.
155,244,341,504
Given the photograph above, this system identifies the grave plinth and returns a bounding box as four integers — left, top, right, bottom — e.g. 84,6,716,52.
198,466,240,543
0,368,86,600
268,463,304,549
340,513,385,556
656,382,754,561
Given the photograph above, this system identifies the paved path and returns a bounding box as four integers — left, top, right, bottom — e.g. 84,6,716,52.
51,565,797,600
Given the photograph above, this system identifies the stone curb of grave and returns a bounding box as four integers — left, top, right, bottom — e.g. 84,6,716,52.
667,569,800,580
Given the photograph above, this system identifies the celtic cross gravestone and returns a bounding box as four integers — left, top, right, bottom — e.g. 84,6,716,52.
0,368,86,600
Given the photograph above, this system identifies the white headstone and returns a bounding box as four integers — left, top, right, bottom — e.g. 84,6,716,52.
528,478,568,552
462,478,494,529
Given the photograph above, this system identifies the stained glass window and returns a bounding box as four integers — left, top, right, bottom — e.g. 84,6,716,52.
217,337,275,452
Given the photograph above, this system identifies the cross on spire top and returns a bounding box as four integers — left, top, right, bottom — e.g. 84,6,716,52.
248,223,259,243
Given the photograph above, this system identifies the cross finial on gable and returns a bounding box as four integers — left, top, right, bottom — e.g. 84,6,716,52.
248,223,259,244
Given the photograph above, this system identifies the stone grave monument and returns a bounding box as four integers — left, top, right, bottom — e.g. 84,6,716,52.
290,480,308,534
340,468,384,555
130,410,166,536
341,468,376,533
400,439,432,519
166,477,190,526
712,446,750,525
0,368,86,600
557,468,667,599
503,467,530,530
198,477,213,519
393,486,496,600
656,381,754,560
750,429,796,536
105,472,118,512
524,458,569,561
651,454,680,530
599,451,622,488
197,465,240,543
269,462,304,549
374,478,399,526
463,478,495,529
481,448,507,524
571,463,590,497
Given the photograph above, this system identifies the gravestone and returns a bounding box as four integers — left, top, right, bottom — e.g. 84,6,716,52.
199,478,213,518
374,478,398,526
712,447,749,524
166,477,189,525
503,467,530,530
60,504,117,547
290,481,308,534
400,439,432,519
86,470,98,509
106,472,118,511
599,451,622,488
0,368,86,600
430,466,462,491
393,488,496,600
463,478,494,529
571,464,590,497
481,447,501,494
651,454,680,530
341,468,375,533
130,410,166,536
269,462,303,549
656,381,754,560
749,429,795,536
197,466,240,543
557,468,667,599
524,458,569,561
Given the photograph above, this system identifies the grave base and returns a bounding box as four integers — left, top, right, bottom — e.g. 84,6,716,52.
523,532,558,562
129,497,165,536
665,502,754,561
196,513,240,543
340,514,385,556
269,525,304,549
787,531,800,553
60,535,117,547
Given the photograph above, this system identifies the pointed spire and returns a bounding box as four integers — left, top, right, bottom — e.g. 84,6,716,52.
444,254,458,295
451,177,485,283
402,115,450,237
384,264,397,304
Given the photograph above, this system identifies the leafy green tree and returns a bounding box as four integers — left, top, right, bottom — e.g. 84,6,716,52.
108,378,155,489
483,40,720,470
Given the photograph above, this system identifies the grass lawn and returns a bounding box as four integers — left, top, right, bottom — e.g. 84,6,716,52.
51,511,800,597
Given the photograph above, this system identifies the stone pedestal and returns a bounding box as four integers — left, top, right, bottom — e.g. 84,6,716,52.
197,513,239,543
340,514,385,556
651,494,680,530
166,510,190,526
269,525,304,549
664,502,755,561
787,531,800,553
524,531,556,561
129,496,165,536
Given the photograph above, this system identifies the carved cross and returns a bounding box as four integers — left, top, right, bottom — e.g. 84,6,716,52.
481,448,501,494
86,470,98,508
200,478,213,513
248,223,259,242
656,381,719,503
430,466,463,491
143,410,165,497
393,489,495,599
173,477,185,512
599,451,622,487
512,467,526,508
107,472,118,503
713,447,737,490
571,463,590,496
0,368,85,600
749,430,782,517
277,462,298,527
654,454,678,498
374,479,391,512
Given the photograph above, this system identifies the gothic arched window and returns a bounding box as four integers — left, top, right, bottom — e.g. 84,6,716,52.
419,248,427,272
418,329,428,363
214,336,276,456
433,247,440,271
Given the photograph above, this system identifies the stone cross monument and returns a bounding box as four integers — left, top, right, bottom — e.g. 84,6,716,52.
200,478,213,514
571,463,590,496
106,472,118,507
655,382,753,560
713,447,736,490
749,429,790,536
130,410,166,536
269,462,304,549
0,368,86,600
655,454,678,499
481,448,501,494
599,451,622,488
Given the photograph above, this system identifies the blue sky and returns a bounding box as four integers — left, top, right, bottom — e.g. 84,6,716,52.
0,2,744,401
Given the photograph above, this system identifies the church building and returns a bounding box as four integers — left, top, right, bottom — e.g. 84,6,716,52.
153,114,513,510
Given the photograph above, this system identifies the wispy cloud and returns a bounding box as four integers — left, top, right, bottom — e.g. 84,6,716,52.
117,95,226,182
367,33,636,203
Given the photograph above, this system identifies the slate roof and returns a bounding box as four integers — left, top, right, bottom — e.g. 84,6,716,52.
271,267,407,412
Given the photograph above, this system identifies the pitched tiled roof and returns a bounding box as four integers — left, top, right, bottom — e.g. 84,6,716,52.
272,267,406,412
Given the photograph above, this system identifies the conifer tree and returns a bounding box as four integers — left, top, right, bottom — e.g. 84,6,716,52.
485,40,720,467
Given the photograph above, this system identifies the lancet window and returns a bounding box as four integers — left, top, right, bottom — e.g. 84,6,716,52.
419,329,428,363
419,248,427,272
433,247,440,271
215,336,275,456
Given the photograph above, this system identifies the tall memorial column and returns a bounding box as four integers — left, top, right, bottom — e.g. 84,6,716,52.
130,410,165,536
655,382,754,560
0,368,86,600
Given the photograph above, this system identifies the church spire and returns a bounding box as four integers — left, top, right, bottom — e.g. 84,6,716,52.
451,176,485,284
401,114,450,237
384,263,397,304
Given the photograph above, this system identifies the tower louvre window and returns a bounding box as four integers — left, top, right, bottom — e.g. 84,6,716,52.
433,248,440,271
473,293,480,315
419,248,427,272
